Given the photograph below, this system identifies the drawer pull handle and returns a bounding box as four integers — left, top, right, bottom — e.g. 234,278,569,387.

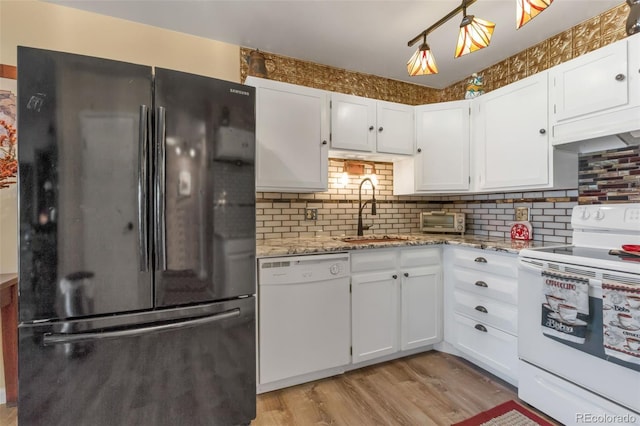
475,280,488,288
392,274,398,279
475,305,488,313
615,73,626,81
474,324,488,332
404,272,409,277
474,257,487,263
369,126,374,131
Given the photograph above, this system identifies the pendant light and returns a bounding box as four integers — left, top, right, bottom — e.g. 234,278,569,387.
516,0,554,29
455,1,495,58
407,35,438,76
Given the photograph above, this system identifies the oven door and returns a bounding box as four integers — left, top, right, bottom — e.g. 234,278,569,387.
518,258,640,414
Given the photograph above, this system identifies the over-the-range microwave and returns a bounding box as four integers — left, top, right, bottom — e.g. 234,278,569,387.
420,211,465,235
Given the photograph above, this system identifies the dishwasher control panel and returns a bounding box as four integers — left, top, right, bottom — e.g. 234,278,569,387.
259,253,350,285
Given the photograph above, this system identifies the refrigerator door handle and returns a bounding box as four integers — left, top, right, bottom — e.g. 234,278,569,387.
155,106,167,271
42,308,240,345
138,105,150,272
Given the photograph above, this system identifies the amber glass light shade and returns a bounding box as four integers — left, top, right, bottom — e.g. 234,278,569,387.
455,15,495,58
407,43,439,75
516,0,553,29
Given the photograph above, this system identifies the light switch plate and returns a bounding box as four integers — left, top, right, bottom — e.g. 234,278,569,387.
305,208,318,221
515,207,529,221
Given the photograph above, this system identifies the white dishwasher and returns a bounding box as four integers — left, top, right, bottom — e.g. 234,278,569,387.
258,253,351,390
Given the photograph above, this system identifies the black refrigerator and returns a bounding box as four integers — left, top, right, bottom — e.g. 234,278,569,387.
17,47,256,426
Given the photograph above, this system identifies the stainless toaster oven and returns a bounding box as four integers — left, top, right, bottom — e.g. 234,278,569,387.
420,211,465,234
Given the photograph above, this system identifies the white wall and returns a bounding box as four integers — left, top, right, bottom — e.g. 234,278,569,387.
0,0,242,403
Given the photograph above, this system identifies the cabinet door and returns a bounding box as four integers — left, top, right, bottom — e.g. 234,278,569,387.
251,78,329,192
376,100,414,155
330,93,376,152
351,270,399,363
400,265,442,350
550,39,628,123
415,100,471,191
475,72,549,190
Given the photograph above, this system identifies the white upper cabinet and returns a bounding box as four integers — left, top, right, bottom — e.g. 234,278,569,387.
474,72,556,191
414,100,471,192
330,93,414,156
246,77,329,192
549,33,640,145
376,100,414,155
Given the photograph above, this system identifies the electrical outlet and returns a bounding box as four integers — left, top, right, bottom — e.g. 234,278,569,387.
515,207,529,221
305,208,318,221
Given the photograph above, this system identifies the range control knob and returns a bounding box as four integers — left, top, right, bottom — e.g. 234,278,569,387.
595,209,605,221
579,208,590,220
457,225,464,231
329,263,342,275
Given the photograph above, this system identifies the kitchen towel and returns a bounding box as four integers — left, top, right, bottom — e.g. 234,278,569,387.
603,279,640,366
541,269,590,344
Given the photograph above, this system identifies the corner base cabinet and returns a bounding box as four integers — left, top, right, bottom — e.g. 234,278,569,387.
351,247,442,363
245,77,329,192
443,246,519,386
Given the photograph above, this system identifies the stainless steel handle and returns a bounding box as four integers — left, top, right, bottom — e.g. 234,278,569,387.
138,105,149,272
475,305,488,313
155,106,167,271
474,257,487,263
474,324,488,332
475,280,488,288
43,309,240,345
615,73,626,81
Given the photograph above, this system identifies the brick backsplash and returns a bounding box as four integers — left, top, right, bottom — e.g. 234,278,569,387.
256,159,579,244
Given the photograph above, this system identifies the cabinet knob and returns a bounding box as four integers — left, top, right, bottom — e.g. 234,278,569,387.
475,305,488,313
539,128,546,134
615,73,626,81
474,257,487,263
369,126,374,131
321,140,328,145
474,324,488,332
392,274,398,279
417,148,422,153
404,272,409,277
475,280,488,288
378,127,383,132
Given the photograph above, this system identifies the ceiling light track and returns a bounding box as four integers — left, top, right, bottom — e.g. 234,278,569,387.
407,0,478,48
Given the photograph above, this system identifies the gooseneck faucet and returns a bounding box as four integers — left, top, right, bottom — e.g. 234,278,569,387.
357,177,377,236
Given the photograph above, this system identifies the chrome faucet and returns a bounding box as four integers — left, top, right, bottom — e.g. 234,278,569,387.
357,177,377,236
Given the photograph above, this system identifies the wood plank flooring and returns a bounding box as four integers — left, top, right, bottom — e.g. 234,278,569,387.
0,351,558,425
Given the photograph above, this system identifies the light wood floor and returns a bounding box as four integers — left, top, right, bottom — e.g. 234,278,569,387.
0,351,557,425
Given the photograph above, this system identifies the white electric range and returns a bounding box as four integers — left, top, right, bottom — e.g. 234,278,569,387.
518,203,640,426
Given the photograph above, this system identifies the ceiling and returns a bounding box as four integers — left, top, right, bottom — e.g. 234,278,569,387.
47,0,623,89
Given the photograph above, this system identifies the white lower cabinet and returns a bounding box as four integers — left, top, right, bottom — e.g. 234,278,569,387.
443,246,519,386
351,247,442,363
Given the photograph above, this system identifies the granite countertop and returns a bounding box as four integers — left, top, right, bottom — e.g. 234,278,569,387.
257,234,547,258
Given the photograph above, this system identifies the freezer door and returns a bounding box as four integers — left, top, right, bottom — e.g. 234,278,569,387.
154,69,256,307
18,297,256,426
17,48,154,322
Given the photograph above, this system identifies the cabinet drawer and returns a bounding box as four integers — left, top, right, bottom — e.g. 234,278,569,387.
351,249,397,272
450,249,517,278
453,290,517,335
400,247,440,268
452,314,518,382
453,268,517,305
